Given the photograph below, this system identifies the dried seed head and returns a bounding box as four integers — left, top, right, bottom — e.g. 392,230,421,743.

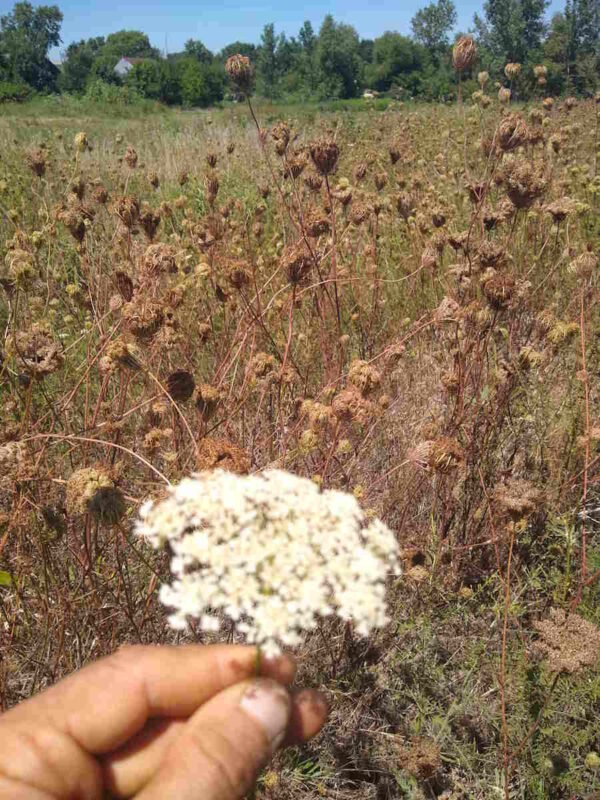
332,388,378,427
304,208,330,238
142,243,177,276
99,339,142,373
115,270,134,302
533,64,547,79
113,195,140,228
139,208,161,240
196,437,250,473
225,54,253,95
226,259,251,289
497,113,529,152
194,383,222,420
482,270,516,308
501,158,546,210
477,71,489,89
348,359,381,396
309,138,339,176
498,86,511,104
167,369,195,402
452,36,477,72
280,241,314,284
26,148,46,177
11,323,63,377
493,478,544,520
74,131,88,152
504,62,521,80
534,609,600,674
66,466,124,522
124,145,138,169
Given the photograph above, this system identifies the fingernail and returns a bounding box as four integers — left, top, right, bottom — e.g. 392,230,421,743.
239,679,291,751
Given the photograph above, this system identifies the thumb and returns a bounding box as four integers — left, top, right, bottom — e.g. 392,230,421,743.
136,678,291,800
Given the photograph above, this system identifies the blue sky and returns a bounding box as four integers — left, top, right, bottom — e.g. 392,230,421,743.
0,0,565,60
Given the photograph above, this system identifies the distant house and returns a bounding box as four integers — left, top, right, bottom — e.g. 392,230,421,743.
114,57,146,77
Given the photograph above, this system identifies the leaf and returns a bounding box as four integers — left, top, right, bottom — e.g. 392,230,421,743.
0,571,13,587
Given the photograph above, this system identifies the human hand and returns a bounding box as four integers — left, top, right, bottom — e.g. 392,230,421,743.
0,644,328,799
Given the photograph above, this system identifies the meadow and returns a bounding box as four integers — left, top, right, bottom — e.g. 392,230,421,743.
1,89,600,798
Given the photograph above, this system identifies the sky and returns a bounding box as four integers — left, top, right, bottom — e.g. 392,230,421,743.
0,0,566,61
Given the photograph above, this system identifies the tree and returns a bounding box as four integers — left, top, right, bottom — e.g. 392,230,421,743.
58,36,104,92
367,32,426,91
474,0,548,64
257,23,278,97
218,42,257,62
184,39,213,64
315,15,363,99
178,58,225,106
411,0,457,53
102,30,159,60
0,1,62,91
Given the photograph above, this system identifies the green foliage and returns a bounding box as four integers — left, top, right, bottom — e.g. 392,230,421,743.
411,0,457,53
58,36,104,92
0,1,62,91
0,78,31,101
184,39,212,64
366,32,427,92
315,15,363,99
177,58,225,107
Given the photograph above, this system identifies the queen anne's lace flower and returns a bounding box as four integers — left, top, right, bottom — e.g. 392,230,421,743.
136,469,400,656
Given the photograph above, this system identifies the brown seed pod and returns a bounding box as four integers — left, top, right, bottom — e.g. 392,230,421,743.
142,243,177,275
452,36,477,72
309,138,339,176
304,208,330,238
148,171,160,188
124,145,138,169
197,436,250,474
280,241,315,284
167,369,195,402
226,259,251,289
66,466,124,522
396,192,416,220
93,185,108,204
482,270,516,308
195,383,221,419
139,208,161,240
225,54,253,95
115,270,134,302
497,113,529,152
113,195,140,228
26,148,46,177
504,62,521,80
389,145,401,165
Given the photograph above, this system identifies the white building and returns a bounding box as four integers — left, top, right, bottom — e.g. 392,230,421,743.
114,57,145,77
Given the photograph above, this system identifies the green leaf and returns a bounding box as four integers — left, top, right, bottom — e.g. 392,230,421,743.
0,571,13,587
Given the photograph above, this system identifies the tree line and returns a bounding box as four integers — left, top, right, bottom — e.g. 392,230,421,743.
0,0,598,105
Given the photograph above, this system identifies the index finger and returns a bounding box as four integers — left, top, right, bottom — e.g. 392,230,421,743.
3,644,295,754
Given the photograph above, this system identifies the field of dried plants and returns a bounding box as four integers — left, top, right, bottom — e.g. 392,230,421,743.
1,91,600,798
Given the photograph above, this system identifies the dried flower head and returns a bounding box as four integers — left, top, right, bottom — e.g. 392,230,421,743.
196,438,250,474
498,113,529,152
11,323,63,377
453,36,477,72
67,466,125,522
534,608,600,674
124,145,138,169
498,86,511,104
225,54,253,95
309,139,339,176
504,62,521,80
348,360,381,396
136,469,399,655
477,71,489,89
167,369,195,402
26,148,46,177
74,131,88,152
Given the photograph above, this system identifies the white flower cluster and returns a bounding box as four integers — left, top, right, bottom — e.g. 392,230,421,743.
136,469,400,657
